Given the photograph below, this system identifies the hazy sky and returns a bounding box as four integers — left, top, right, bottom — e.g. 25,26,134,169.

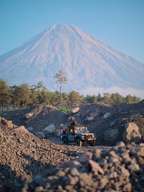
0,0,144,62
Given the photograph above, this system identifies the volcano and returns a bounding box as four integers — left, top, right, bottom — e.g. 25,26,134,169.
0,24,144,96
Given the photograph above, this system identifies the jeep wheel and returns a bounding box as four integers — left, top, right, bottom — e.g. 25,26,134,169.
76,138,83,146
62,137,68,144
91,140,96,146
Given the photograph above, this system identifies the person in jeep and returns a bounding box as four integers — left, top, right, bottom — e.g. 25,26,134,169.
68,120,76,135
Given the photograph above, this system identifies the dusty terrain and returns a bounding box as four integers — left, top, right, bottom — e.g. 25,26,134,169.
2,103,144,145
0,103,144,191
26,143,144,192
0,118,83,191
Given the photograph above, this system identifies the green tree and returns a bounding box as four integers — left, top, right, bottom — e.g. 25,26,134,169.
68,91,82,108
102,93,113,104
125,95,140,104
84,95,97,103
0,80,11,111
48,91,60,106
30,82,49,105
110,93,124,104
13,84,32,107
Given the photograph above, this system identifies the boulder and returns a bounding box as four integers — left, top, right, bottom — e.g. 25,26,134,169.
88,160,104,174
79,152,93,163
71,107,80,114
103,112,111,119
25,112,33,119
93,148,101,160
138,145,144,157
0,118,14,129
116,141,125,148
123,122,141,142
86,116,95,121
44,124,56,134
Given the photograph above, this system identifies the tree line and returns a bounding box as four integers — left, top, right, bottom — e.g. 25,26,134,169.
0,79,141,112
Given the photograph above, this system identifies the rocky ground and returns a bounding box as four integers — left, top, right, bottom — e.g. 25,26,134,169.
24,142,144,192
1,103,144,191
0,118,144,191
0,118,83,191
71,103,144,145
2,103,144,145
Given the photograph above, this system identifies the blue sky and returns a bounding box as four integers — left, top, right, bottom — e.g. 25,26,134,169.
0,0,144,62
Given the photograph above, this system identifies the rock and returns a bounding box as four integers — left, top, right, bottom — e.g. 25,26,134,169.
138,146,144,157
85,113,97,121
25,112,33,119
57,170,66,177
109,150,119,158
93,148,101,160
1,118,14,129
121,166,130,178
103,112,111,119
79,173,93,186
116,141,125,148
123,122,141,142
7,120,14,129
0,132,6,144
122,152,131,163
69,175,79,185
128,162,140,172
1,118,8,126
79,152,93,163
88,160,104,174
35,186,44,192
100,176,109,188
71,107,80,113
109,171,118,179
70,168,80,176
123,183,132,192
44,124,56,134
65,184,74,191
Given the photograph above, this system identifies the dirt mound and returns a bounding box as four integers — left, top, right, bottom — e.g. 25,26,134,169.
25,143,144,192
71,103,144,145
2,103,144,145
134,117,144,136
1,108,31,126
0,118,82,191
1,105,68,138
123,122,141,142
25,105,68,134
14,126,30,134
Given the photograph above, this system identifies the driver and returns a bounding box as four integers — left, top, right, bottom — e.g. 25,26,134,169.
69,120,76,135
